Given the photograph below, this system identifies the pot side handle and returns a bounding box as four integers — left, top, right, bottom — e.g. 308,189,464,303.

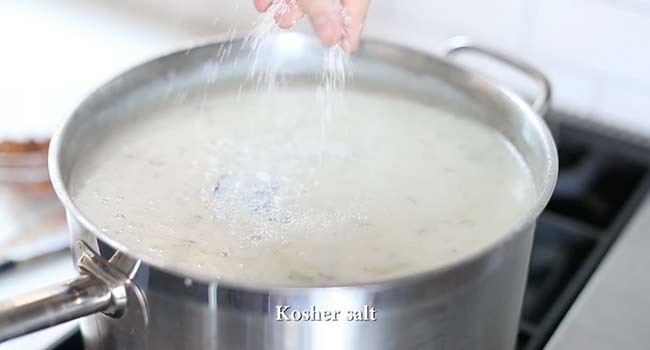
0,274,113,341
0,244,128,342
441,36,552,116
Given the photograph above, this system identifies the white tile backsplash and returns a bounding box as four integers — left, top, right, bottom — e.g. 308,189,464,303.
10,0,647,133
79,0,650,130
593,75,650,135
533,58,603,117
362,0,650,131
520,0,650,130
364,0,526,53
527,0,650,81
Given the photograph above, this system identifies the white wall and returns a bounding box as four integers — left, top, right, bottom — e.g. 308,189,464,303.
5,0,649,135
362,0,650,134
154,0,650,133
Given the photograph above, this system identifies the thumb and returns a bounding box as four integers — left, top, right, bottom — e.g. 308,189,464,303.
299,0,345,47
342,0,370,51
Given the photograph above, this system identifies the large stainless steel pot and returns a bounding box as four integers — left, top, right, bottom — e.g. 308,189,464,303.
0,34,557,349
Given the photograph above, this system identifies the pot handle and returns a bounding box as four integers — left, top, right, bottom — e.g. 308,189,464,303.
0,243,128,342
441,36,552,116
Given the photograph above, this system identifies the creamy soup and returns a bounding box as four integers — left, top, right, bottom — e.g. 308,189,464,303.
71,87,537,286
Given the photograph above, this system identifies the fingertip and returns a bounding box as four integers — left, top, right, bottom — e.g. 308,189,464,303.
254,0,272,12
300,0,345,47
344,39,360,52
276,19,292,30
276,6,304,29
310,14,344,47
322,29,344,47
342,0,369,51
342,26,361,52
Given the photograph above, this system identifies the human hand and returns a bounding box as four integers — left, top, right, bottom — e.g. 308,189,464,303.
253,0,370,51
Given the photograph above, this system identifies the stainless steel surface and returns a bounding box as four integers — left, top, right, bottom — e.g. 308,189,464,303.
0,274,110,341
0,250,78,350
0,33,558,349
0,241,136,342
545,174,650,350
442,36,552,116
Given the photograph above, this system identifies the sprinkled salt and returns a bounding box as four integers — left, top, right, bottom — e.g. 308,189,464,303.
245,0,351,93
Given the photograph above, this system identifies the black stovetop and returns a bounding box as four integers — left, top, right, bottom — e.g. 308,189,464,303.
517,116,650,349
50,115,650,350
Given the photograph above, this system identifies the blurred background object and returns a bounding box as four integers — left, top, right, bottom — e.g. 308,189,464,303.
0,137,67,268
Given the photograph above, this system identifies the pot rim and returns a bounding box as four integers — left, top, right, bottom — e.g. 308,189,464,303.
48,33,559,293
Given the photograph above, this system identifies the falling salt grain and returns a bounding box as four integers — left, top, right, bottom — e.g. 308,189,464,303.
246,0,351,94
245,0,289,88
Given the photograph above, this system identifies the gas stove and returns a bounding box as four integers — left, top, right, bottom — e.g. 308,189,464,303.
518,112,650,349
46,111,650,350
